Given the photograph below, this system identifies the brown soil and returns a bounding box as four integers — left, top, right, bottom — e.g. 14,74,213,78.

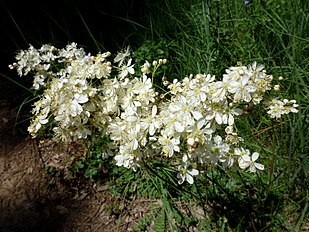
0,101,154,232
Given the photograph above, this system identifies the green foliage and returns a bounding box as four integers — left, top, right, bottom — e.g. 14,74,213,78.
131,0,309,230
131,39,177,91
140,0,309,80
71,137,113,182
45,165,61,178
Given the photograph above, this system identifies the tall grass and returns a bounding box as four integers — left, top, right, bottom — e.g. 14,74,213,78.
129,0,309,230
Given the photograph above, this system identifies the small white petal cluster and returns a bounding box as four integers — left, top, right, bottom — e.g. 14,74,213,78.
9,43,299,184
266,99,299,118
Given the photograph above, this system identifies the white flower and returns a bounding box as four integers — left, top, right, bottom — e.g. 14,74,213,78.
234,147,250,158
211,74,231,102
114,46,130,66
119,59,135,79
238,152,264,172
142,105,160,136
168,95,196,128
266,100,285,118
107,121,126,141
187,137,196,147
158,134,180,157
28,114,49,136
168,79,183,94
204,101,241,126
207,135,230,164
266,98,298,119
68,99,84,117
114,151,133,168
229,75,256,102
177,163,199,184
186,75,212,103
282,99,299,114
33,75,46,89
141,60,151,74
133,75,156,105
248,61,264,74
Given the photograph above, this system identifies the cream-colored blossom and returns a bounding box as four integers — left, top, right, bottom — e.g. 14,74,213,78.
266,98,299,118
158,134,180,157
114,46,130,66
119,59,135,79
238,152,264,172
177,162,199,184
11,43,303,183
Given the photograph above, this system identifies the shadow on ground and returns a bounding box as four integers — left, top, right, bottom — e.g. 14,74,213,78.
0,101,68,232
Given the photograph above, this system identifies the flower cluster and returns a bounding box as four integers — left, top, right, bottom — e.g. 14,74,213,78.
9,43,299,184
266,99,299,119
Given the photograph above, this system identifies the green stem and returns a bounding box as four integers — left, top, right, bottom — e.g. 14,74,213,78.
266,119,276,197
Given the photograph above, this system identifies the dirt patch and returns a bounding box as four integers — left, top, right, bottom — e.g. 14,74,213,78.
0,101,154,232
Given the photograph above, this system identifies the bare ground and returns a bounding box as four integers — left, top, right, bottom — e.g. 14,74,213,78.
0,101,154,232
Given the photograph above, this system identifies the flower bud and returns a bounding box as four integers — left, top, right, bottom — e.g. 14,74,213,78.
225,126,233,134
187,137,195,146
274,85,280,91
163,81,169,86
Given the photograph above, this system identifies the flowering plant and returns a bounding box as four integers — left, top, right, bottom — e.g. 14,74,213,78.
9,43,299,184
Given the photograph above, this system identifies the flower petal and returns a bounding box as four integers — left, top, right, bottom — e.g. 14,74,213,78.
252,152,259,161
242,154,251,162
254,163,264,170
188,169,199,176
186,174,194,184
